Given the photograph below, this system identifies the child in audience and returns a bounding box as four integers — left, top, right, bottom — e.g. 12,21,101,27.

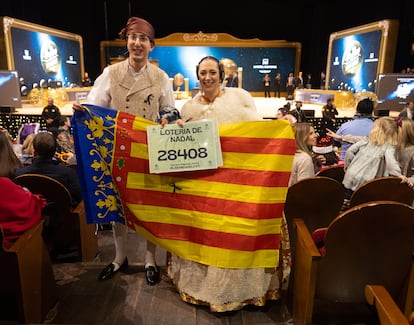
313,117,413,253
20,133,35,164
342,117,412,199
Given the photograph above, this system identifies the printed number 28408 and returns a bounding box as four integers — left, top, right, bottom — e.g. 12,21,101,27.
158,148,208,161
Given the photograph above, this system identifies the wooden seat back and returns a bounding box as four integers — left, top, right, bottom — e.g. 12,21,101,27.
14,173,79,251
292,201,414,324
349,176,414,208
13,173,97,261
284,176,345,310
318,201,414,303
284,176,345,241
315,164,345,183
0,218,57,323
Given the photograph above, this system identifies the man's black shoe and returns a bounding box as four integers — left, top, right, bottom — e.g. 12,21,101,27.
145,265,160,285
98,257,128,281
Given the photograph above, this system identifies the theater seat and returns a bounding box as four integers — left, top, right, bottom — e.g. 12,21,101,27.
0,218,57,323
292,201,414,324
13,173,98,262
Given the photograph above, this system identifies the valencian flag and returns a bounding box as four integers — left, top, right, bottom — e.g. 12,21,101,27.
71,104,295,269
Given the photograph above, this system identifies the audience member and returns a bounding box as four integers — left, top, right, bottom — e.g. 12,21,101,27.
0,132,46,248
53,116,76,164
20,133,35,164
0,126,14,143
289,122,326,186
396,118,414,181
14,132,82,207
312,135,339,166
398,101,414,120
41,98,61,130
1,126,21,156
342,117,411,200
82,72,93,87
334,98,375,161
0,131,22,179
289,100,307,123
0,177,47,249
276,106,296,124
313,117,413,251
73,16,179,285
326,128,365,145
0,131,46,249
170,55,288,312
16,122,40,147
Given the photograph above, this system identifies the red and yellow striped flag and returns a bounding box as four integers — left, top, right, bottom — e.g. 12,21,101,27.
72,104,295,269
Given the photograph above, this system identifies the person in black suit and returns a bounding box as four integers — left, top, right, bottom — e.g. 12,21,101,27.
274,73,281,98
41,98,61,130
321,97,338,137
14,132,82,256
230,72,239,87
263,74,271,97
286,72,295,100
14,132,82,207
289,100,307,123
398,101,414,120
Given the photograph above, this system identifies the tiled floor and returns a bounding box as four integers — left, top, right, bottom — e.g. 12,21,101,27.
46,228,294,325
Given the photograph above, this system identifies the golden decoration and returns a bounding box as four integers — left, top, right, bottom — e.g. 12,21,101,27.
27,88,69,107
335,91,356,109
183,31,218,42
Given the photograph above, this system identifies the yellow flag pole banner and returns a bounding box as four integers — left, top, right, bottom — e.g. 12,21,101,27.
71,104,295,269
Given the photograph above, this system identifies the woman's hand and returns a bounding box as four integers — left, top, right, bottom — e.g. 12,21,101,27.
160,118,184,129
175,119,184,127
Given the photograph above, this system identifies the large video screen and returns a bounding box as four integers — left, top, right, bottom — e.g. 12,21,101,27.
0,70,21,109
326,20,399,93
376,73,414,112
0,16,84,92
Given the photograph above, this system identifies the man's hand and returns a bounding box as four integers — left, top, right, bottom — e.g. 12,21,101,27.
72,103,83,111
159,117,168,129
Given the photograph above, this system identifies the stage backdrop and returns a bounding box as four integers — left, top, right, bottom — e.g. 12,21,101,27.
71,104,296,269
100,32,301,96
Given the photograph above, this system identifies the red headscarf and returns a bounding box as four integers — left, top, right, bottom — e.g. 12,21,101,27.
119,17,155,44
